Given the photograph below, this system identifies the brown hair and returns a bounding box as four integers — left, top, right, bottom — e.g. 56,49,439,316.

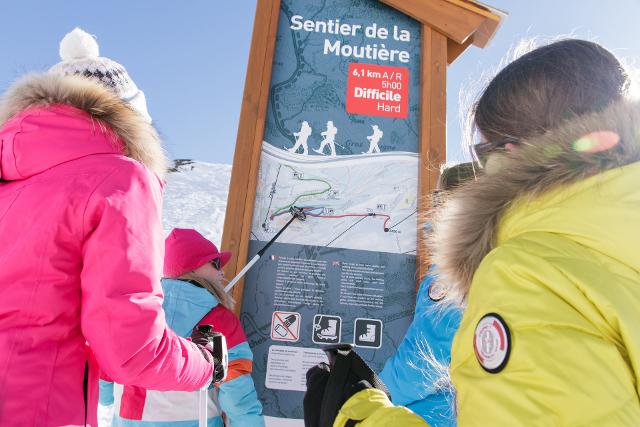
180,272,234,310
473,39,629,144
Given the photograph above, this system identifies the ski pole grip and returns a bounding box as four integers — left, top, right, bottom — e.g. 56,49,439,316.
197,325,229,385
197,325,213,335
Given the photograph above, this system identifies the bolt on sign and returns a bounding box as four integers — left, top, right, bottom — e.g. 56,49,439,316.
221,0,503,424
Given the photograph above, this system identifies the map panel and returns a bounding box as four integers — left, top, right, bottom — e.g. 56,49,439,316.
252,143,418,254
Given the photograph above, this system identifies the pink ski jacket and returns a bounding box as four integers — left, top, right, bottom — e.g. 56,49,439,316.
0,74,213,427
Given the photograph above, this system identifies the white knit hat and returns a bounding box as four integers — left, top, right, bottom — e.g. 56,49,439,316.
49,28,152,122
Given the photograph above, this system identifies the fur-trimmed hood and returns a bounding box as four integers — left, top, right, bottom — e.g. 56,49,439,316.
0,73,168,178
431,98,640,305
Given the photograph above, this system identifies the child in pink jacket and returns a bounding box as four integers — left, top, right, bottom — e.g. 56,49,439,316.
0,29,214,426
101,229,264,426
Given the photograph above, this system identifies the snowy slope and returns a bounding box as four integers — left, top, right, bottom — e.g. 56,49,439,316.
98,159,231,427
162,159,232,246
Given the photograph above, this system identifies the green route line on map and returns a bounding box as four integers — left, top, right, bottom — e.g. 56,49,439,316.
267,165,395,234
270,165,332,217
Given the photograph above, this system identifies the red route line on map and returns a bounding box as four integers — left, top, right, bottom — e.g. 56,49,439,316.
305,211,392,231
271,207,392,231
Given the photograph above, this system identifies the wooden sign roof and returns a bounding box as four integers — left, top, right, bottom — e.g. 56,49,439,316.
379,0,505,63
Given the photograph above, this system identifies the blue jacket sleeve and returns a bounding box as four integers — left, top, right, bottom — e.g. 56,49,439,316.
380,274,461,426
217,341,264,426
407,393,457,427
218,374,265,427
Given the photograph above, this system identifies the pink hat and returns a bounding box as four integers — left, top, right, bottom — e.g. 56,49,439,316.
163,228,232,278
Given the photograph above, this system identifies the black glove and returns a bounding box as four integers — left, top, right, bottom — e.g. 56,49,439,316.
304,363,331,427
190,323,212,345
190,324,228,385
303,345,388,427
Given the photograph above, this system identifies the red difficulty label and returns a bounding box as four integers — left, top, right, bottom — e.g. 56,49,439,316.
346,63,409,119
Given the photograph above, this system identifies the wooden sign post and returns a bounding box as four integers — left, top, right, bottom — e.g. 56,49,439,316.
222,1,502,423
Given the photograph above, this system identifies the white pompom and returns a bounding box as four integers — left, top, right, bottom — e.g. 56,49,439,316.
59,27,100,61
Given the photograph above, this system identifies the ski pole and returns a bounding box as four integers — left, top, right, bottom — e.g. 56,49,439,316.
224,206,306,293
198,383,207,427
197,325,228,427
198,325,212,427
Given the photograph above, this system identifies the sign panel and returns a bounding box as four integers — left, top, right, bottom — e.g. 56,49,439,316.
240,0,421,423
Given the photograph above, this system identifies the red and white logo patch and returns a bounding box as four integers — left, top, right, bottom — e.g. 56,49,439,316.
473,313,511,373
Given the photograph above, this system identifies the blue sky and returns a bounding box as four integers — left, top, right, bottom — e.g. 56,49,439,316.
1,1,639,164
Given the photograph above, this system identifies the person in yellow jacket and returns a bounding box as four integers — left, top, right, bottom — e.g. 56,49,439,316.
306,38,640,426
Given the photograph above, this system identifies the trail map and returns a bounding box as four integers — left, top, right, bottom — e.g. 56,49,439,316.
251,143,418,254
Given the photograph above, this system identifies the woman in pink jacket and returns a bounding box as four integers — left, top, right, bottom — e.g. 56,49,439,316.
0,29,214,426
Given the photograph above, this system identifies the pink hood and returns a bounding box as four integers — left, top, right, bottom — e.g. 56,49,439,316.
0,74,211,427
0,73,168,181
0,104,123,180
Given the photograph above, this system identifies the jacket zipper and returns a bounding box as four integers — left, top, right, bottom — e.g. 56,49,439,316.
83,361,89,426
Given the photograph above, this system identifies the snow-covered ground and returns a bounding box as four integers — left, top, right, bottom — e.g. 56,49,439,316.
98,159,231,426
162,159,232,246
